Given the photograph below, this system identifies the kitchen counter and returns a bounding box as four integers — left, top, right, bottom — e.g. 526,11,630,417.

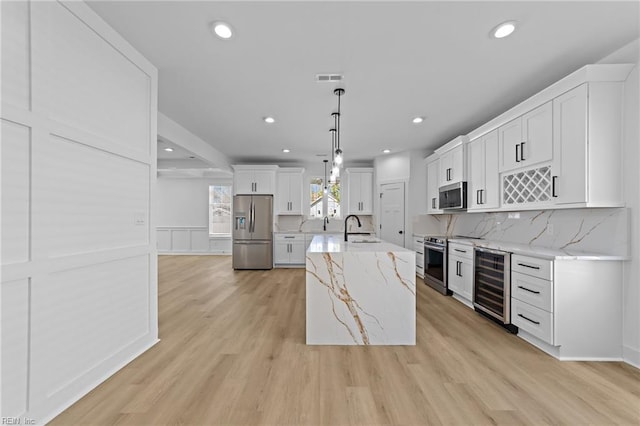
447,238,627,261
305,235,415,345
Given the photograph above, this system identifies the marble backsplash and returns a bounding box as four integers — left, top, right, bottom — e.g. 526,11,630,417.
430,208,629,257
276,215,376,233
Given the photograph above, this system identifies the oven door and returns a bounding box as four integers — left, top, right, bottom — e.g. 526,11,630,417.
424,242,448,294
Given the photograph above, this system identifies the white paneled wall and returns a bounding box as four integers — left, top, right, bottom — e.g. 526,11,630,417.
1,1,158,423
157,227,232,254
156,177,232,254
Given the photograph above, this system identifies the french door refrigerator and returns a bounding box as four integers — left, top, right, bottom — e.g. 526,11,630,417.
232,194,273,269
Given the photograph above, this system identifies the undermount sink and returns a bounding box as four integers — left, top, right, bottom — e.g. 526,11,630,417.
348,237,381,243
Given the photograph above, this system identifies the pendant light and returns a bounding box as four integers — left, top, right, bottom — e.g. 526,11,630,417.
333,88,345,166
323,159,329,194
329,127,339,181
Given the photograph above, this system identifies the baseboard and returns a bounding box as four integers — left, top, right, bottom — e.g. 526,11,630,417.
451,293,473,309
37,338,160,425
158,252,230,256
623,345,640,369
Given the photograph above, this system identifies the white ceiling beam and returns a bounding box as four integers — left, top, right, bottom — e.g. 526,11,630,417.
158,112,231,171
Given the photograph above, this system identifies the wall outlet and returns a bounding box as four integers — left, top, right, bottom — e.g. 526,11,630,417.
134,212,146,226
546,224,554,236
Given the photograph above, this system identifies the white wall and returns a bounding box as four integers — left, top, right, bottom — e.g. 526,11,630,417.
597,39,640,367
156,177,232,254
1,1,158,423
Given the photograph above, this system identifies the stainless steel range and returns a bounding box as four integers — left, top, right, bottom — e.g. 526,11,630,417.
423,236,450,295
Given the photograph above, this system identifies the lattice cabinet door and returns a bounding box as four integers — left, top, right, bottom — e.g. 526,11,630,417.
502,165,553,206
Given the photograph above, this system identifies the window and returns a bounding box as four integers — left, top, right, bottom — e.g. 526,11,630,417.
309,178,341,219
209,185,231,236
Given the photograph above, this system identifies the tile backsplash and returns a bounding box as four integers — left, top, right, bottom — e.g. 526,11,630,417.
428,208,629,256
276,215,375,233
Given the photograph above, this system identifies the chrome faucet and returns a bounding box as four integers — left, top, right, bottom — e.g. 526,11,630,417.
344,214,362,241
323,216,330,231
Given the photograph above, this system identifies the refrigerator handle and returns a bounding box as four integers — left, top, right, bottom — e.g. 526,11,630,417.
250,201,255,233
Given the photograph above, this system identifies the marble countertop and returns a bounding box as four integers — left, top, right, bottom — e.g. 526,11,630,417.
447,238,628,261
307,234,411,254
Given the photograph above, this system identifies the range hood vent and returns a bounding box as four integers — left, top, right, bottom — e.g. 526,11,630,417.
315,73,343,83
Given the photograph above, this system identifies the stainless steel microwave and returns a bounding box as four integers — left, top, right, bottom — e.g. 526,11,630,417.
439,182,467,210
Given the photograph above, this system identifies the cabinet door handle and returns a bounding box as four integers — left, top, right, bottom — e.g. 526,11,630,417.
518,286,541,295
515,144,520,162
432,198,436,209
517,262,540,270
480,189,484,205
552,176,558,198
476,189,481,205
518,313,540,325
520,142,526,161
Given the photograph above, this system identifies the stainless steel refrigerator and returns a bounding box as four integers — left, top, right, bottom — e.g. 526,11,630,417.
232,194,273,269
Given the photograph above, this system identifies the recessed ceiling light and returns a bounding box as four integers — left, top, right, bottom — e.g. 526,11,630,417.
211,21,233,40
383,149,391,154
264,116,275,124
164,148,174,152
492,21,516,39
282,149,290,153
412,117,424,124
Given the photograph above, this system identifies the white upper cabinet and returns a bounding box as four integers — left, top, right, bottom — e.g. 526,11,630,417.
436,136,467,186
276,168,304,215
498,101,553,173
425,155,442,214
468,129,499,210
346,168,373,215
551,82,624,207
232,165,278,195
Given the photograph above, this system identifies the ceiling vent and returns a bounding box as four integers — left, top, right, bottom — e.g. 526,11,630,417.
315,74,343,83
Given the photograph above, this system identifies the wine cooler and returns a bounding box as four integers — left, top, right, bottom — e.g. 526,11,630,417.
473,247,517,333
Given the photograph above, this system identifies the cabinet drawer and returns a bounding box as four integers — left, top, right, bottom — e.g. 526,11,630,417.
416,264,424,277
448,243,473,260
512,254,553,280
275,233,304,241
512,271,553,312
416,253,424,268
512,299,553,344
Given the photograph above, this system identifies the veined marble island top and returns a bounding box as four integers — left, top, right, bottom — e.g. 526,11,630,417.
306,234,416,345
307,234,413,253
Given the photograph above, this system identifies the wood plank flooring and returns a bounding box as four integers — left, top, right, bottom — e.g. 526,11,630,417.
51,255,640,425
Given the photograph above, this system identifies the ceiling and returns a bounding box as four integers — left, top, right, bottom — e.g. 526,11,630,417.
88,1,639,165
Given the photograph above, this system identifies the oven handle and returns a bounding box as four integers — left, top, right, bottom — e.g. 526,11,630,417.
424,243,446,252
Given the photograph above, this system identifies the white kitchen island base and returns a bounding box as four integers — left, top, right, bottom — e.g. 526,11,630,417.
306,235,416,345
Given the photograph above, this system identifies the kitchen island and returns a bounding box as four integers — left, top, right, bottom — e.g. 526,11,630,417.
306,234,415,345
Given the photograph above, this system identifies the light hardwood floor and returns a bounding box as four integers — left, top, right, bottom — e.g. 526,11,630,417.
51,255,640,425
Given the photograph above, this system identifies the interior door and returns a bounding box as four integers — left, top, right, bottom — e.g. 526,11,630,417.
379,182,405,247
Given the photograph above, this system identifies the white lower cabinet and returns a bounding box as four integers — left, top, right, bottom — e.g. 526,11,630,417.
274,234,305,267
447,242,473,302
510,254,623,360
413,236,424,278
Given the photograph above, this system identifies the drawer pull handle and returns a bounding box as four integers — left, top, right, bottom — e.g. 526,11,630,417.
416,251,423,255
454,248,467,253
518,286,541,295
284,236,295,239
518,313,540,325
517,263,540,270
